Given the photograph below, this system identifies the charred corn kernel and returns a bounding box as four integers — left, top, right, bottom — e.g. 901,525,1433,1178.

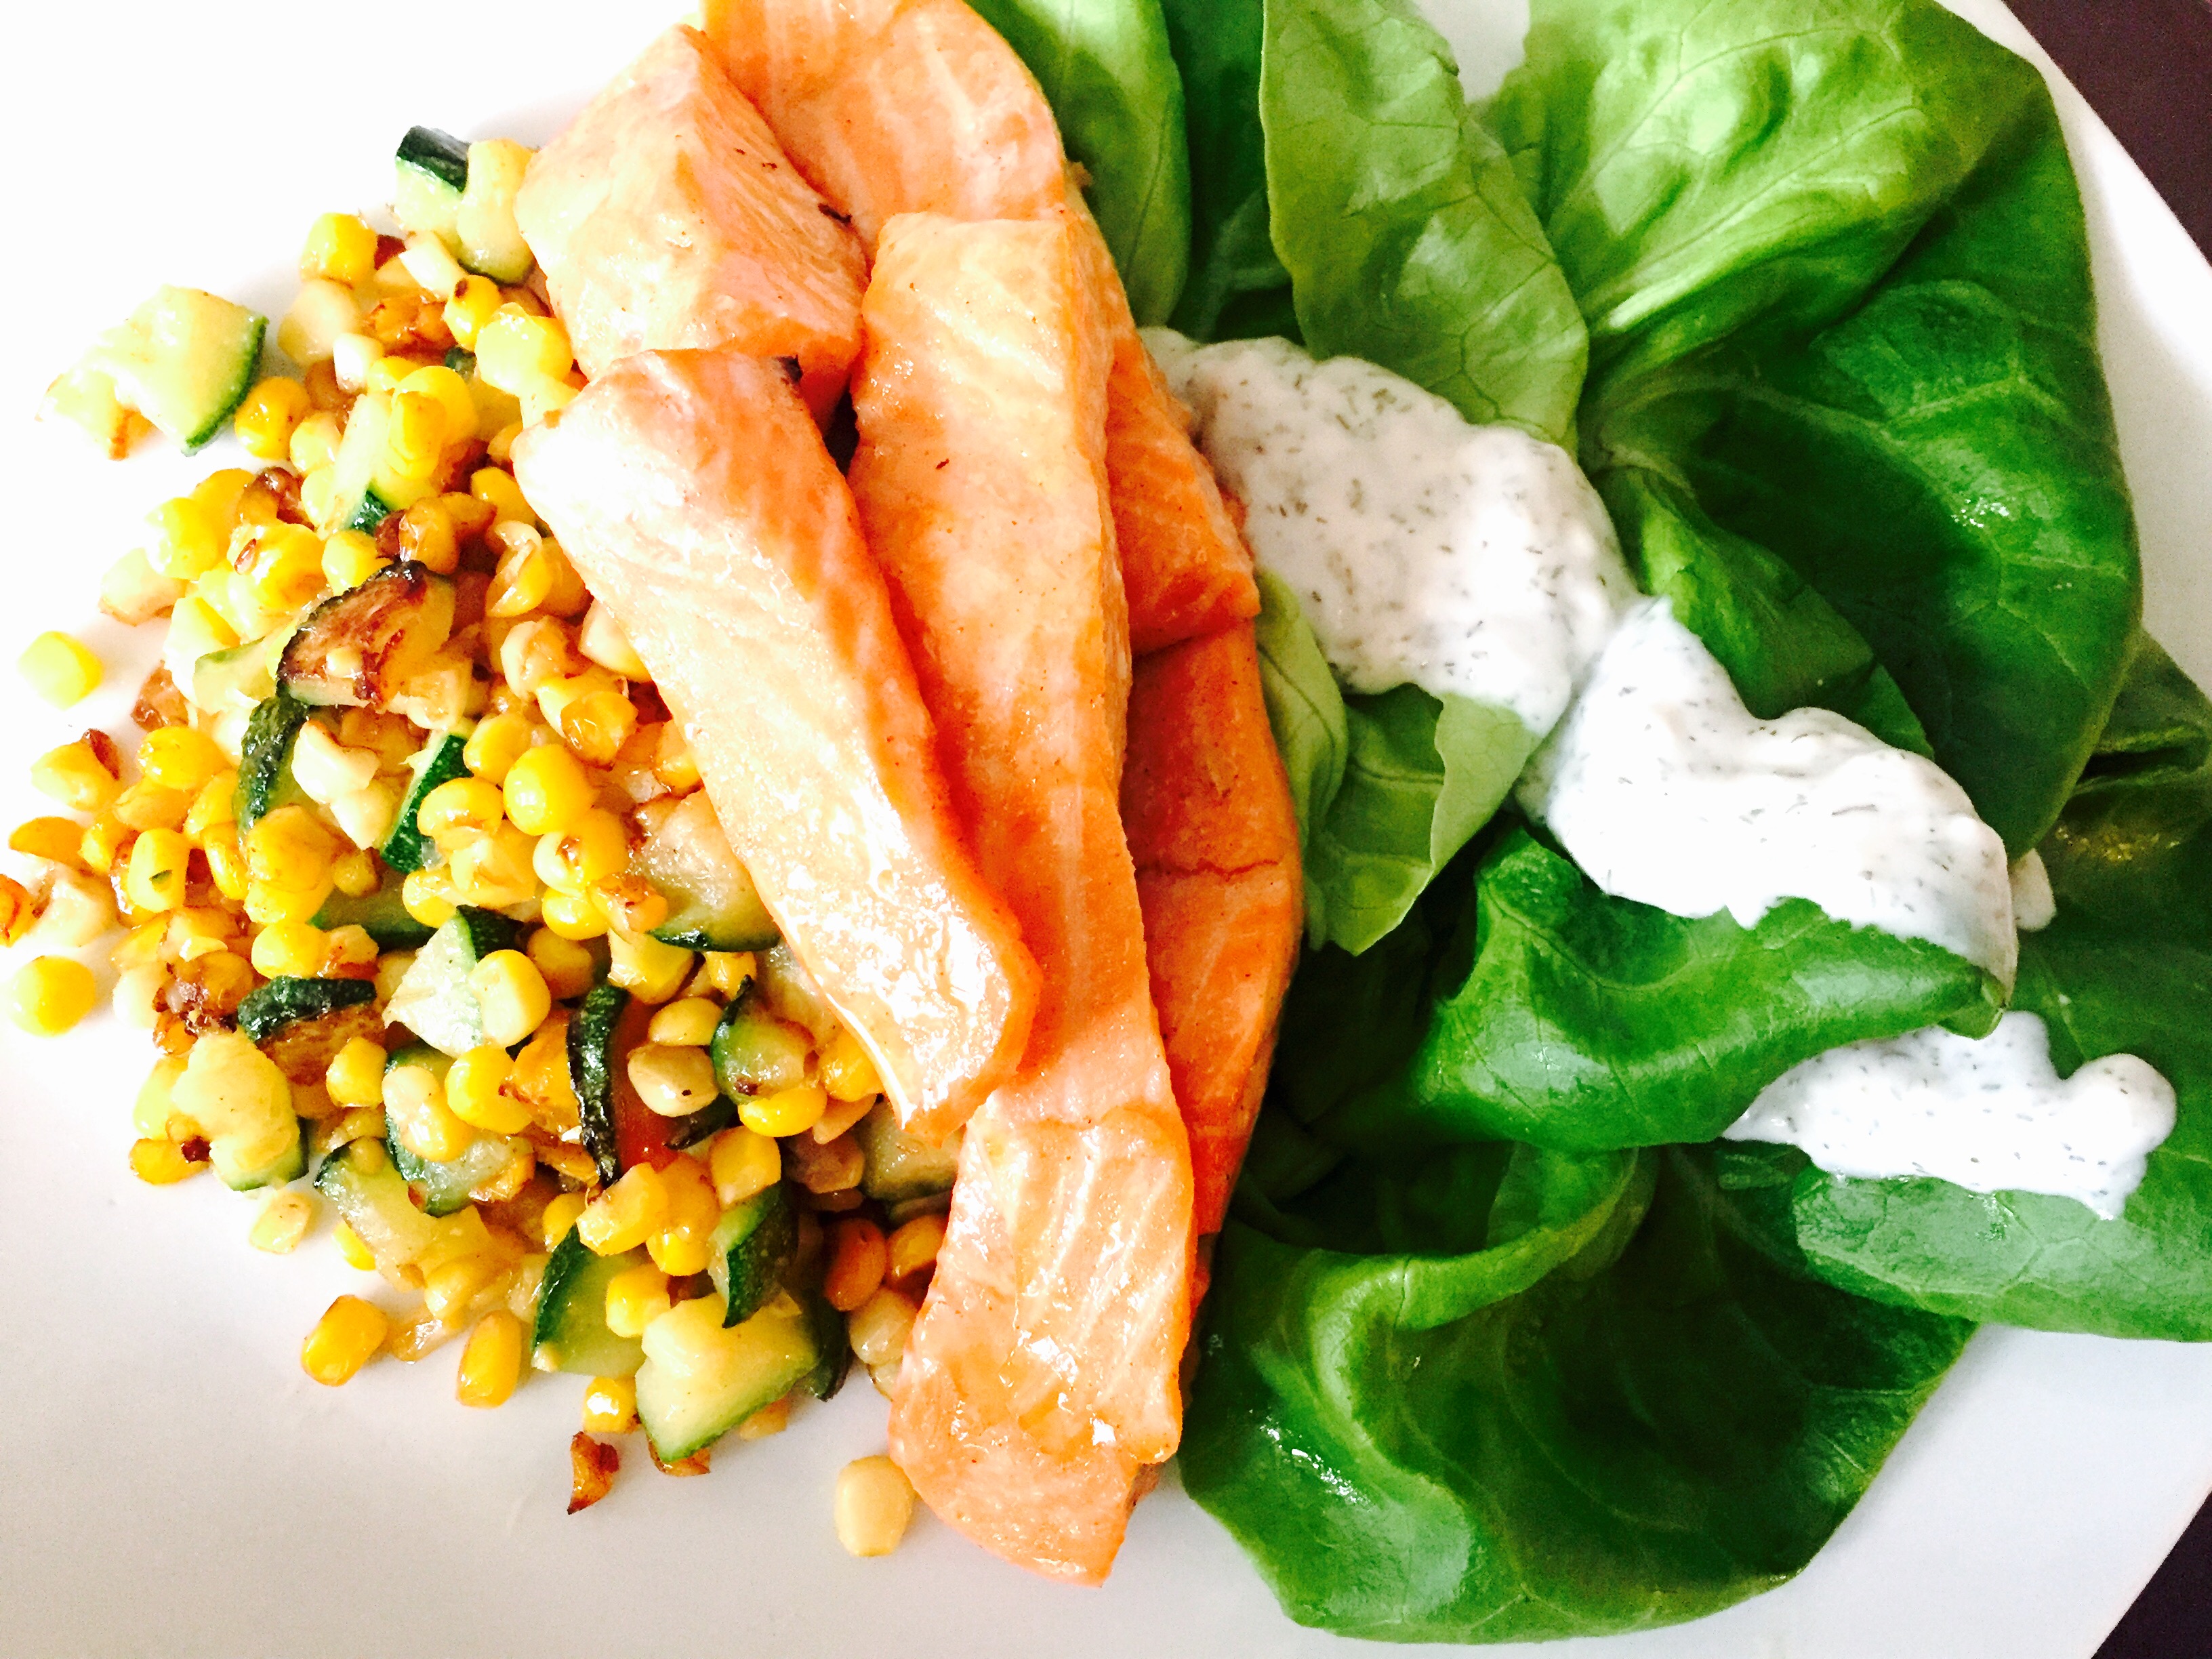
323,924,378,977
708,1125,781,1206
847,1286,919,1368
627,1044,718,1120
463,711,537,785
289,409,343,474
8,956,96,1036
396,499,459,575
286,723,375,808
532,809,626,894
476,308,573,392
123,828,192,914
645,1154,720,1276
886,1214,947,1282
647,998,721,1048
819,1029,882,1103
539,887,608,941
146,497,224,580
137,726,224,794
739,1083,827,1141
546,684,638,767
653,728,701,794
250,921,327,980
18,632,102,708
607,928,693,1006
527,927,596,1001
604,1264,672,1338
735,1395,792,1441
445,1045,529,1133
498,617,577,699
812,1091,874,1146
112,780,190,833
447,825,536,909
251,1190,315,1254
834,1456,917,1557
362,351,413,396
201,827,248,902
233,376,313,461
0,875,36,947
581,1374,638,1433
130,1135,205,1184
330,848,378,900
486,525,556,618
384,1061,475,1163
501,744,592,837
824,1219,888,1313
301,211,377,285
325,1037,386,1107
245,804,335,893
31,738,121,813
304,1296,390,1385
471,466,535,527
417,777,507,849
425,1251,509,1323
577,1162,668,1256
194,467,257,528
444,274,502,348
577,602,650,680
249,523,328,612
541,1191,589,1248
333,1218,377,1269
592,877,670,937
321,529,387,593
469,951,552,1051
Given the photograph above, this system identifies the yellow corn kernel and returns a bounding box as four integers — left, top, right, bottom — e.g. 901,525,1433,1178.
333,1218,377,1269
708,1125,781,1207
233,376,314,462
886,1214,947,1284
846,1286,920,1369
245,804,336,893
739,1082,827,1140
455,1311,525,1408
384,1060,476,1163
627,1044,719,1122
30,738,121,813
325,1036,387,1108
653,726,701,795
444,274,503,348
249,920,327,980
539,888,608,941
811,1091,874,1146
301,211,378,285
532,1193,585,1252
581,1374,638,1434
834,1456,917,1558
531,809,626,895
576,602,650,680
417,777,507,850
396,499,460,575
137,726,224,795
245,874,328,928
0,875,37,948
592,876,669,937
497,617,578,699
202,827,249,903
321,528,388,594
470,466,536,528
304,1296,392,1387
463,711,537,786
184,776,238,840
527,926,596,1001
328,851,378,903
383,390,449,485
123,827,192,914
485,526,557,619
555,689,638,769
501,743,592,837
424,1250,510,1324
399,363,476,432
146,497,224,580
692,951,756,1002
112,779,191,834
289,409,344,474
249,523,329,613
18,632,102,708
446,824,537,910
645,1162,720,1277
607,928,693,1007
361,350,410,396
8,956,97,1037
576,1162,668,1256
824,1218,888,1313
476,308,574,392
819,1029,883,1104
130,1136,207,1185
445,1043,531,1134
250,1189,316,1254
647,998,722,1048
398,866,459,930
603,1264,672,1338
468,950,552,1050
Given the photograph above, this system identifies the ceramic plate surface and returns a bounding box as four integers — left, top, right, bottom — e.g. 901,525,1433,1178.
2,2,2209,1654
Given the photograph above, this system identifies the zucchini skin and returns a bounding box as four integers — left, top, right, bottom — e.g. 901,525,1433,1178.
396,126,470,191
232,692,311,830
570,982,631,1186
236,975,377,1044
381,733,470,875
313,882,434,951
184,314,267,452
710,1183,799,1329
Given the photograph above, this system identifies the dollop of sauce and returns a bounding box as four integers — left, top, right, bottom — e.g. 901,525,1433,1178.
2010,849,2056,932
1519,598,2018,984
1142,329,1633,735
1724,1012,2175,1218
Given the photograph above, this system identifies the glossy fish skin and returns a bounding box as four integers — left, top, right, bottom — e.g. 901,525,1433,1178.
512,348,1038,1141
514,24,865,416
850,211,1193,1584
1122,623,1303,1240
699,0,1258,651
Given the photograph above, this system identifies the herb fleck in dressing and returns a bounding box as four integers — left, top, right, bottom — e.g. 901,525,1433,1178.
1519,598,2019,985
1725,1012,2175,1218
1142,329,1632,735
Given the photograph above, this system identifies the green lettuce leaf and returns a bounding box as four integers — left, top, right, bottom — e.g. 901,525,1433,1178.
1184,1143,1971,1642
1281,827,2004,1154
1260,0,1586,441
971,0,1192,323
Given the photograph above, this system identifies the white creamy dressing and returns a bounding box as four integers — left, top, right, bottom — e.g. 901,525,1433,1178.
1141,329,1633,736
2010,848,2057,932
1725,1012,2175,1218
1517,597,2020,985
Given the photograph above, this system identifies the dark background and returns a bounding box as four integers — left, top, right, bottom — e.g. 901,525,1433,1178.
2004,1,2212,1653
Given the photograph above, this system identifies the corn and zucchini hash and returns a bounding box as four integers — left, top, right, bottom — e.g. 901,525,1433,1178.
17,128,926,1548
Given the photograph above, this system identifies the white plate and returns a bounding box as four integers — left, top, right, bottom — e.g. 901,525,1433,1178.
1,3,2208,1654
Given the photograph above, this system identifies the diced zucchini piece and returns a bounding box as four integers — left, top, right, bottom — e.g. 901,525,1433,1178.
455,139,535,285
632,791,779,952
237,975,382,1085
279,562,456,709
381,731,470,875
710,983,813,1099
798,1292,851,1401
192,631,291,719
394,127,468,246
313,880,434,951
384,907,525,1057
756,943,838,1040
41,364,138,458
382,1048,521,1215
533,1230,648,1378
314,1138,494,1271
706,1183,798,1329
325,392,426,532
232,691,312,830
443,348,476,377
635,1291,820,1462
170,1029,306,1191
569,981,653,1185
855,1099,960,1203
78,285,266,451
